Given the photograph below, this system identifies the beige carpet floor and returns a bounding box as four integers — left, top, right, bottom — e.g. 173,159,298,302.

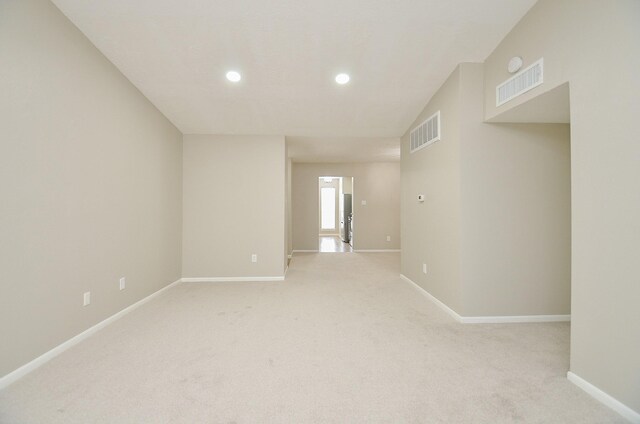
0,253,626,423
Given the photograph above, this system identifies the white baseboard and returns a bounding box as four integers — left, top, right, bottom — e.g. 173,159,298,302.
0,278,182,390
355,249,401,252
181,276,284,282
400,274,462,322
567,371,640,423
461,314,570,323
399,274,571,324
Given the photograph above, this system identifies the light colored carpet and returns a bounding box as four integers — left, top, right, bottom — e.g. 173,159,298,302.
0,253,626,423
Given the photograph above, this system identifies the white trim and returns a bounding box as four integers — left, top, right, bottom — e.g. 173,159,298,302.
461,314,570,324
400,274,571,324
181,276,284,282
410,110,441,153
292,249,318,253
0,278,182,390
400,274,462,322
567,371,640,423
355,249,401,253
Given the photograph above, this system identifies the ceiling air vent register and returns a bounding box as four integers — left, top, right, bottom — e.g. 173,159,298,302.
496,58,544,106
410,111,440,154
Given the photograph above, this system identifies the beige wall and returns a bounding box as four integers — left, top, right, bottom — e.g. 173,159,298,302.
460,121,571,316
343,177,353,194
182,135,286,278
0,0,183,378
401,67,463,312
286,157,292,259
459,63,571,316
483,0,640,412
292,163,400,251
401,63,571,318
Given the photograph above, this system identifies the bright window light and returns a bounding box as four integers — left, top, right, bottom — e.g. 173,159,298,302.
321,187,336,230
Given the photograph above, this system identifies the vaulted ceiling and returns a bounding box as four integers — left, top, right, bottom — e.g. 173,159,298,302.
51,0,536,159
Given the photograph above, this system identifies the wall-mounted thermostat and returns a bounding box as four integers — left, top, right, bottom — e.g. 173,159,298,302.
417,195,425,202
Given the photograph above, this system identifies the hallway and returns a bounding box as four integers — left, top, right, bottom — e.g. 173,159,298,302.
319,235,352,253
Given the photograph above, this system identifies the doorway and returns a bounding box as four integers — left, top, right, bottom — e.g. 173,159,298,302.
319,176,353,252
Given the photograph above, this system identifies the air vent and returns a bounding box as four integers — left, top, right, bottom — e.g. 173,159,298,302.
410,111,440,153
496,58,543,106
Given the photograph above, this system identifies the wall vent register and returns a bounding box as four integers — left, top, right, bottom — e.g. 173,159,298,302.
410,111,440,153
496,58,544,106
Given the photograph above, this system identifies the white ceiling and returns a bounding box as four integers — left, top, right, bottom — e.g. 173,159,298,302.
51,0,536,159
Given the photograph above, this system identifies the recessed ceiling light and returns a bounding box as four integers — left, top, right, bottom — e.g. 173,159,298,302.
335,73,350,85
226,71,241,82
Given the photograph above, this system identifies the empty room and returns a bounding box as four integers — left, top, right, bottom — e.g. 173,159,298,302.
1,0,639,423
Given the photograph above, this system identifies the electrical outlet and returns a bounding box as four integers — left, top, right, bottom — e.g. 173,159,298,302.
83,291,91,306
251,254,257,263
386,235,391,241
422,264,427,274
361,200,367,206
119,277,126,291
